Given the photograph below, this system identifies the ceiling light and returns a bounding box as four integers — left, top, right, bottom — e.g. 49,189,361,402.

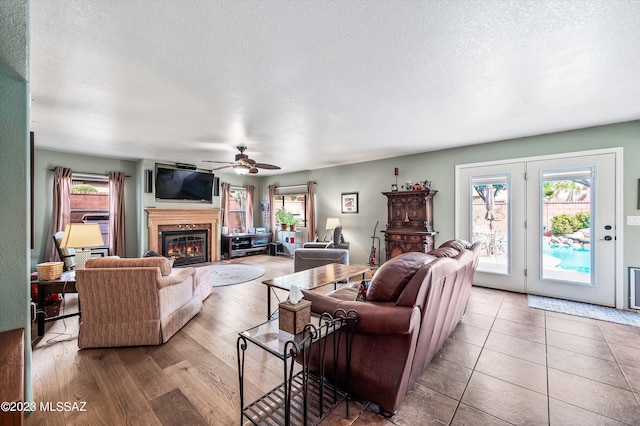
233,164,251,175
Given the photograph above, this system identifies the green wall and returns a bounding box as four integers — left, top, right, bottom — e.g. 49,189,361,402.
31,123,640,309
260,121,640,306
0,0,31,400
32,149,139,266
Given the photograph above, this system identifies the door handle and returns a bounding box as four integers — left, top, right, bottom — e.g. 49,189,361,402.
599,236,613,241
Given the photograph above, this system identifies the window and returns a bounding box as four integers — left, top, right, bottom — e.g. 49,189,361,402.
274,193,307,227
70,173,109,245
228,187,247,233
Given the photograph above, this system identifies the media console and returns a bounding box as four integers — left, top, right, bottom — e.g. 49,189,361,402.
221,233,272,259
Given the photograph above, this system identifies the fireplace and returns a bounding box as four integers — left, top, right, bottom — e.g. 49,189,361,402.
146,208,221,263
162,229,208,266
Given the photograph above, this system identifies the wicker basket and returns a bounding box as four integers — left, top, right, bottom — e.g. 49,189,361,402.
36,262,64,281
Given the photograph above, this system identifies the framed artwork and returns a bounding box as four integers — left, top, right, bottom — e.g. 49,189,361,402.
341,192,359,214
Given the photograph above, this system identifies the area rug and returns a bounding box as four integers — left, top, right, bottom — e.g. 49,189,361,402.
528,295,640,327
205,264,266,287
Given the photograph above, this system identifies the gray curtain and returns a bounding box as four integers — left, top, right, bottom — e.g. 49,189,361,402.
306,181,316,242
109,171,126,257
245,184,255,231
221,182,231,227
45,167,72,262
268,184,276,233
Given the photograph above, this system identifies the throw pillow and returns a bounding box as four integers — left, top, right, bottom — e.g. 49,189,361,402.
357,280,370,301
366,252,433,302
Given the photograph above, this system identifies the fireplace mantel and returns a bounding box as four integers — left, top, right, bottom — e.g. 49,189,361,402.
146,208,220,263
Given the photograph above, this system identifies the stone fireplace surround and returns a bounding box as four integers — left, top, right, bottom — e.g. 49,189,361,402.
146,208,221,263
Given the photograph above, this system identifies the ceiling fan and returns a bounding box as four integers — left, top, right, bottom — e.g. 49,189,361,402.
204,145,281,175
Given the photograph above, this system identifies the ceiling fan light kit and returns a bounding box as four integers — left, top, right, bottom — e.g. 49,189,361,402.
233,164,251,175
205,145,281,175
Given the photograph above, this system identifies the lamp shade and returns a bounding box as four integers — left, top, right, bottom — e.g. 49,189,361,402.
233,164,251,175
325,217,340,230
59,223,105,249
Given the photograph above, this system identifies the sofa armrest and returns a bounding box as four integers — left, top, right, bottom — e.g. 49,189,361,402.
336,303,418,335
158,267,195,289
302,289,341,316
303,290,418,335
303,242,332,248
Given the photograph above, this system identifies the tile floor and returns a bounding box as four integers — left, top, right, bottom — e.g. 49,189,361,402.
348,286,640,425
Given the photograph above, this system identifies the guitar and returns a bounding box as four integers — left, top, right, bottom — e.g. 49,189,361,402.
368,220,379,266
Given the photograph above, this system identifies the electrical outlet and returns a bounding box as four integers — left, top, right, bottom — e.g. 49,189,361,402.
627,216,640,226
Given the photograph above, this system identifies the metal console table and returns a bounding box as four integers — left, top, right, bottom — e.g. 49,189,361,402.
237,309,358,426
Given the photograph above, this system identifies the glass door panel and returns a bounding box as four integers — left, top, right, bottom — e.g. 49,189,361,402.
526,153,616,306
471,175,510,275
457,162,525,293
540,168,594,285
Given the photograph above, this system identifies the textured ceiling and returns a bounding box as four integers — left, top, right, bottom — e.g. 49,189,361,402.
29,0,640,175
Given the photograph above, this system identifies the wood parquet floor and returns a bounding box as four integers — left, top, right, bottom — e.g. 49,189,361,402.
27,255,640,425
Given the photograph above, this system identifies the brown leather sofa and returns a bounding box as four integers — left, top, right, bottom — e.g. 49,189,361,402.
301,240,481,415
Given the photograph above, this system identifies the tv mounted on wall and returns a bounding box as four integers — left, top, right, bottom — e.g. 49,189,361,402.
155,164,215,202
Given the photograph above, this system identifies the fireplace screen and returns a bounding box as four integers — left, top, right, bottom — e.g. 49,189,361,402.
161,229,208,266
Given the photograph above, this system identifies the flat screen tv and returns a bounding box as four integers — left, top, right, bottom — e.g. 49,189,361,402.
155,165,214,202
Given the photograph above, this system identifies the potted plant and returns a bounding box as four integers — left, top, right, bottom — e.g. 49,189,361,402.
288,216,299,232
276,209,291,231
276,209,300,231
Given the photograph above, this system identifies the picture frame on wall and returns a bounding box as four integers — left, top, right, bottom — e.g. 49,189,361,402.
341,192,359,214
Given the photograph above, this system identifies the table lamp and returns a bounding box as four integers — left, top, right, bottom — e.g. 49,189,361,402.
324,217,340,241
59,223,105,269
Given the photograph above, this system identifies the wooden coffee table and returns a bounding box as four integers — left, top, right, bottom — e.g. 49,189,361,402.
262,263,370,319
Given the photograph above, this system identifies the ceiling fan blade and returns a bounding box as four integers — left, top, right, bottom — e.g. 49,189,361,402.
254,163,281,170
204,160,234,165
212,165,234,170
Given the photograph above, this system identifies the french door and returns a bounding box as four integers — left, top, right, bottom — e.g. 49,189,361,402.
525,154,616,305
457,151,618,307
457,163,526,293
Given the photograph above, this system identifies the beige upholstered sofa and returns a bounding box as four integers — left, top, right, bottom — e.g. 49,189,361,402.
76,257,209,349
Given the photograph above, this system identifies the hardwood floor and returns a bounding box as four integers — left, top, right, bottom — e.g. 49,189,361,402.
28,255,640,425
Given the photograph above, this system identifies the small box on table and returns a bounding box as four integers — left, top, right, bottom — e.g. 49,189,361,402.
278,299,312,335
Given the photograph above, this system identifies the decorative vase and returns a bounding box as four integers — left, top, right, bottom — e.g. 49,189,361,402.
289,224,296,231
280,223,288,231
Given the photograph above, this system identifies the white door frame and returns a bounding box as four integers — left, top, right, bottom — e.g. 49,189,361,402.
455,147,624,309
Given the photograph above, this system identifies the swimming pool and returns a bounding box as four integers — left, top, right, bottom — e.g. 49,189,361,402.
543,245,591,273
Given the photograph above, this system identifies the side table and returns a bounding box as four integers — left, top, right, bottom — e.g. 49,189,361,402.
237,309,358,426
35,270,79,337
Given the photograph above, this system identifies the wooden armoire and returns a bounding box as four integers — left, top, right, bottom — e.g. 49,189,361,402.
382,189,437,260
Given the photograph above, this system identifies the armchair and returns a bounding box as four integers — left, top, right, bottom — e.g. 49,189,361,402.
75,257,203,348
53,231,75,271
293,248,349,272
303,225,349,250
